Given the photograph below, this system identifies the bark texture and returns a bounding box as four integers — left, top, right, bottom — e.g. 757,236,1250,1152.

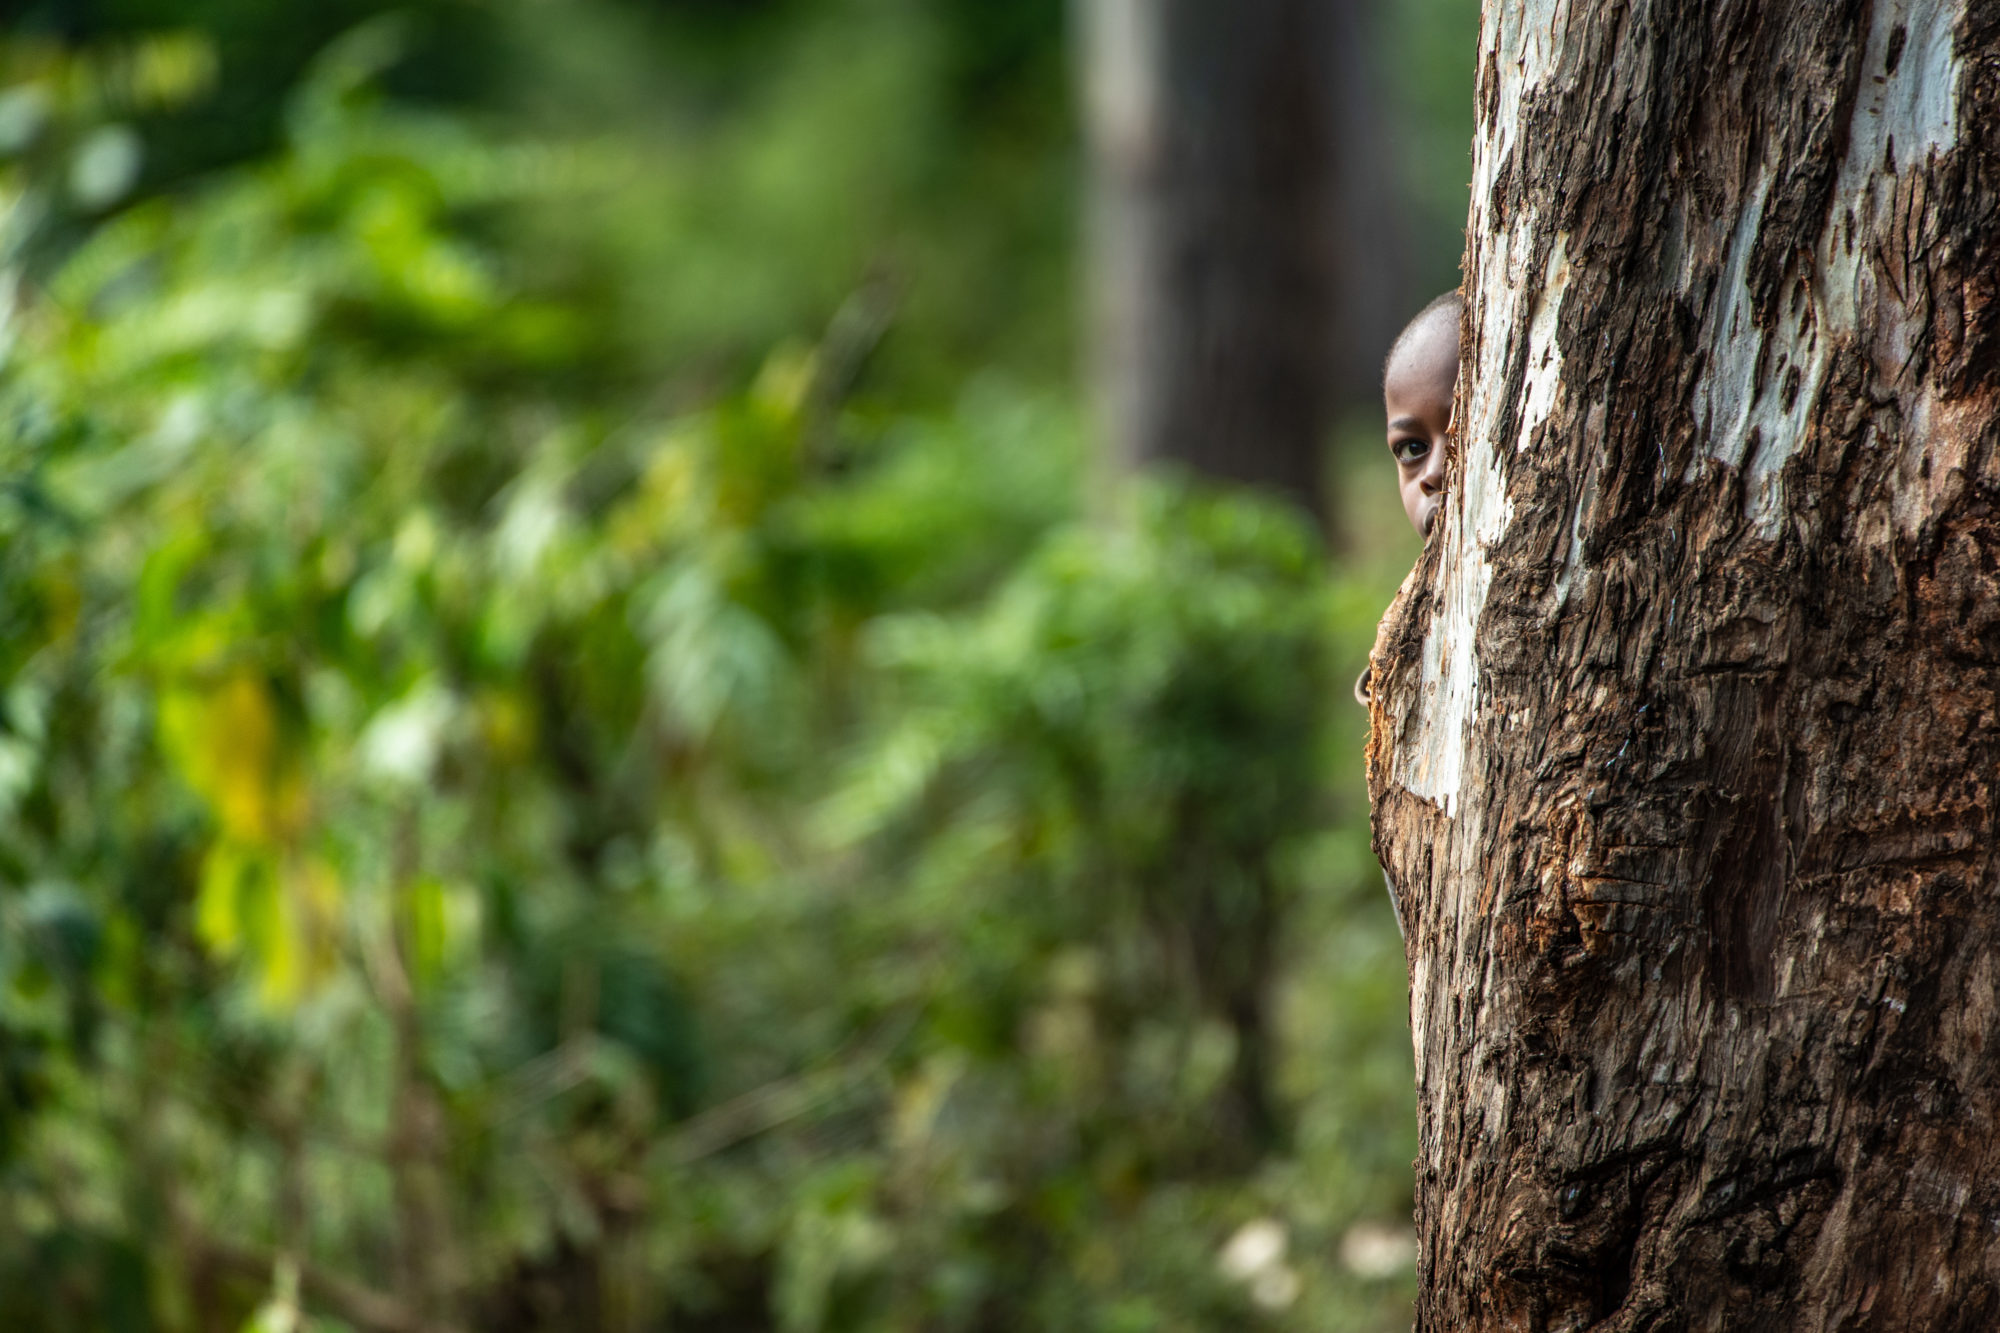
1368,0,2000,1328
1083,0,1400,521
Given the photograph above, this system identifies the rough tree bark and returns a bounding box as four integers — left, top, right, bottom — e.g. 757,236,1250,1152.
1367,0,2000,1328
1082,0,1403,522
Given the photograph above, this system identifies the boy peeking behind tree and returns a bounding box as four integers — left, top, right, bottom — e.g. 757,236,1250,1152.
1359,291,1462,936
1382,291,1459,539
1356,290,1460,711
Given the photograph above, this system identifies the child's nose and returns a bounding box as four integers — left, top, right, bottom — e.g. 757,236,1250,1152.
1419,448,1447,494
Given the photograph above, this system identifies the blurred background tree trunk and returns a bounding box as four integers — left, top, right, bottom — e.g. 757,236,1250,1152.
1370,0,2000,1326
1080,0,1417,1170
1082,0,1410,529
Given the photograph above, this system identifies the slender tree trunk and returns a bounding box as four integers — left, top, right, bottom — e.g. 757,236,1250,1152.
1368,0,2000,1328
1324,1,1415,412
1081,0,1409,1166
1082,0,1376,522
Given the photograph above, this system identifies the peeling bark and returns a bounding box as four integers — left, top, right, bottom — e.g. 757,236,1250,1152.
1368,0,2000,1328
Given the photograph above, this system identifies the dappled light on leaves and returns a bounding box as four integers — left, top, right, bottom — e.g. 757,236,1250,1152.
0,7,1446,1330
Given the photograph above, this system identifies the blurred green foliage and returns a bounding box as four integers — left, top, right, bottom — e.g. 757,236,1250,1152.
0,3,1461,1330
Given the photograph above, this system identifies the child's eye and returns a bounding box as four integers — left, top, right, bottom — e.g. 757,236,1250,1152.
1393,437,1430,465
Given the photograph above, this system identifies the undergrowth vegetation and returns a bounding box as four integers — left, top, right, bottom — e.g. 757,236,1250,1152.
0,10,1443,1330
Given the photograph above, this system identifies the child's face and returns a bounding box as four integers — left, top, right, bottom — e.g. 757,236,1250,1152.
1383,313,1458,537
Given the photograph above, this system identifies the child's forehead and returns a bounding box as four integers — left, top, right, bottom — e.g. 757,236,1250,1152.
1385,318,1459,400
1394,308,1460,368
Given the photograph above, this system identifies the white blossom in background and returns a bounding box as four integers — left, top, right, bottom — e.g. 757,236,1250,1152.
1339,1219,1417,1280
358,682,455,787
1217,1217,1300,1311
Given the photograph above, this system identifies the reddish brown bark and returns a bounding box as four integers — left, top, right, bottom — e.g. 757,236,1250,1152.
1368,0,2000,1328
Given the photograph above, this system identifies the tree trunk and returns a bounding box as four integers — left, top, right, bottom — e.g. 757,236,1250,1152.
1367,0,2000,1328
1081,0,1410,1166
1083,0,1384,522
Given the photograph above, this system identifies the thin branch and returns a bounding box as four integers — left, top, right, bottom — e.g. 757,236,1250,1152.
198,1233,457,1333
665,1008,921,1166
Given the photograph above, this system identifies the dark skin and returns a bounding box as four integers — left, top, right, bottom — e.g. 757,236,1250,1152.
1357,304,1461,709
1365,304,1463,929
1383,307,1458,537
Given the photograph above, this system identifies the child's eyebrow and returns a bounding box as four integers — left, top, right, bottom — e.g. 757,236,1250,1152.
1387,416,1427,434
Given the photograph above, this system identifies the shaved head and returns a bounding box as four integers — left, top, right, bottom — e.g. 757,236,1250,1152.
1383,291,1463,384
1383,291,1463,537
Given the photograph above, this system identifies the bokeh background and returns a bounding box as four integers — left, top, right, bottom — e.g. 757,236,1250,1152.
0,2,1475,1329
